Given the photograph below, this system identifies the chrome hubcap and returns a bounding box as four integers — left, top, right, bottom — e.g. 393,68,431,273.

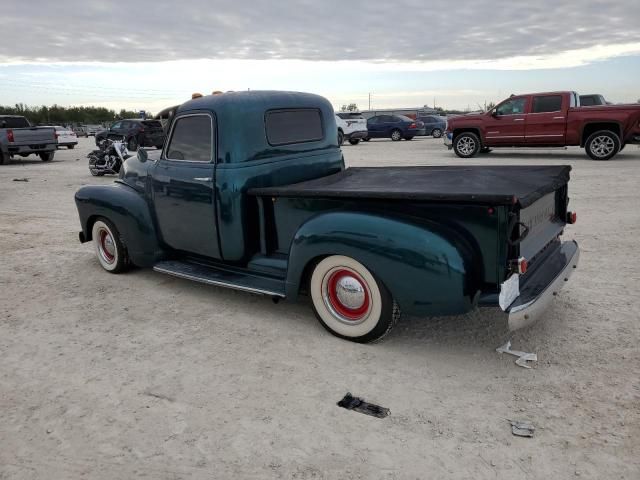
590,136,615,157
322,268,371,324
457,136,475,155
98,228,116,264
335,275,366,310
392,131,401,140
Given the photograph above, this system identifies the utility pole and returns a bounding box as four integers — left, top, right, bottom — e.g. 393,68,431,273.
368,92,371,110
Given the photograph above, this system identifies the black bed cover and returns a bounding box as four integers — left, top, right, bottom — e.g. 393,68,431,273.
250,165,571,208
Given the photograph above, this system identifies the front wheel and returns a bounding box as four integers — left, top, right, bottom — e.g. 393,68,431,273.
337,130,344,145
403,136,414,141
585,130,620,160
348,138,360,145
453,132,480,158
68,145,75,149
362,137,370,142
39,151,55,162
91,218,129,273
432,128,442,138
309,255,400,343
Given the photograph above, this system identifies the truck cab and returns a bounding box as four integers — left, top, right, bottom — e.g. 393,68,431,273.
76,91,579,343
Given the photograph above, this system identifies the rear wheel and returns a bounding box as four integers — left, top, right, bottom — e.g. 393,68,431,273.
432,128,442,138
127,136,138,151
39,151,55,162
91,218,129,273
337,130,344,145
0,152,7,165
453,132,480,158
68,145,75,149
390,129,402,141
309,255,400,343
362,137,370,142
585,130,620,160
348,138,360,145
480,147,492,154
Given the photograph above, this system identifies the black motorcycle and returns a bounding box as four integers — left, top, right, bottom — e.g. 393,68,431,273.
88,137,132,176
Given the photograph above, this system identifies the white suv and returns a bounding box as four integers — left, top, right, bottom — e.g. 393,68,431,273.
335,112,368,145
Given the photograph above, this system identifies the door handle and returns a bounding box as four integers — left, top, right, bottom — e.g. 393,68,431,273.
194,177,212,182
513,118,525,122
553,116,565,120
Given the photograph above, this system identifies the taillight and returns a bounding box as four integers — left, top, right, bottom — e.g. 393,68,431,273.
7,129,14,142
567,211,577,224
54,132,59,139
512,257,528,274
409,123,416,129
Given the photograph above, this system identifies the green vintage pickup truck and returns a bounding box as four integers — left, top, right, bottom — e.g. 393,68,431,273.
75,91,579,343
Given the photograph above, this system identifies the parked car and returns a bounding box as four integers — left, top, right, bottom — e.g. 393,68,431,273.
74,127,88,137
445,91,640,160
335,112,368,145
75,91,579,343
364,114,426,141
95,119,165,151
83,125,102,136
0,115,56,165
417,115,447,138
50,126,78,149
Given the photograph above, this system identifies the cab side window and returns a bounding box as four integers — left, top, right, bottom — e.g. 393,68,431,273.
532,95,563,113
496,98,526,115
166,115,213,162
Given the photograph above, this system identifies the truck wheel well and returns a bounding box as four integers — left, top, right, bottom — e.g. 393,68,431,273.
85,215,101,241
453,128,482,143
298,255,329,296
581,122,621,146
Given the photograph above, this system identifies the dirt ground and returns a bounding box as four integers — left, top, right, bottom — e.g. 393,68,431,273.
1,136,639,480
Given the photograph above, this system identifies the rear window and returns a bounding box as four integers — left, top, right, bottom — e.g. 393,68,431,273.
166,115,212,162
532,95,563,113
265,109,323,146
336,112,364,120
142,120,163,129
0,116,30,128
395,115,414,122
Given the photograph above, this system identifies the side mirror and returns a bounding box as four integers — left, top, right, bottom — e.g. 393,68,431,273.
137,148,148,163
491,109,499,117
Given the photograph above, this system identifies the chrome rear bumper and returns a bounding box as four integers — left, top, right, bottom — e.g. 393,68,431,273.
506,240,580,330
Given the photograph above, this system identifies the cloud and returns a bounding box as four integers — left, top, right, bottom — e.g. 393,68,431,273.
1,0,639,65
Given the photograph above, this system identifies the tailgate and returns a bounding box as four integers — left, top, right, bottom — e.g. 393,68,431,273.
515,187,568,264
11,127,56,145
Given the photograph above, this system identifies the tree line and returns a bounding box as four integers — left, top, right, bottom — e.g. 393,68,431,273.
0,103,149,125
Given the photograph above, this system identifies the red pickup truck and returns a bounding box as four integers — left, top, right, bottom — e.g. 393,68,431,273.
445,91,640,160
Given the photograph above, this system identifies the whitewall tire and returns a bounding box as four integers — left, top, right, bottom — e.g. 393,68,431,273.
309,255,400,343
91,219,128,273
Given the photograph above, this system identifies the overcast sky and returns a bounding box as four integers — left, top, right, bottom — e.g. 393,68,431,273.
1,0,639,111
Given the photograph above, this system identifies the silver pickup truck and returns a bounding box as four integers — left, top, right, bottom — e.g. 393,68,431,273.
0,115,57,165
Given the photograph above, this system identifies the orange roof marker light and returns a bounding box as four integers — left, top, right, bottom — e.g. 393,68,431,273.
191,92,203,99
212,90,224,95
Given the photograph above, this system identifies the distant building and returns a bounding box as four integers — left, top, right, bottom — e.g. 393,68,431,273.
359,105,439,120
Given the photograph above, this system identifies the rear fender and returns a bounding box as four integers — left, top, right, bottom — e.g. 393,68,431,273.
75,182,161,267
286,212,479,316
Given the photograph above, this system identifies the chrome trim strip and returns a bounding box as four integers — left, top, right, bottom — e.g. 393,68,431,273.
153,266,286,297
486,135,525,139
507,241,580,330
526,134,564,137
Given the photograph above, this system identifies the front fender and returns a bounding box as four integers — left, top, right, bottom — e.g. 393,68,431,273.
75,181,162,267
285,212,479,316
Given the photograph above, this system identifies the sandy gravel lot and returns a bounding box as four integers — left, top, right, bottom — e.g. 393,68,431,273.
1,136,639,479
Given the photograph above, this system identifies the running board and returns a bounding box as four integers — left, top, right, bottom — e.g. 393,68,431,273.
153,260,286,297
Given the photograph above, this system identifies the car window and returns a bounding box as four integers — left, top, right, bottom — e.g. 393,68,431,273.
0,117,30,128
395,115,413,122
532,95,563,113
379,115,394,123
111,121,122,129
265,109,323,146
166,115,213,162
579,96,596,106
367,116,378,124
496,98,527,115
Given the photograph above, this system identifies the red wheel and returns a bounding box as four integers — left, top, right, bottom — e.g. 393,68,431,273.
91,218,129,273
310,255,400,343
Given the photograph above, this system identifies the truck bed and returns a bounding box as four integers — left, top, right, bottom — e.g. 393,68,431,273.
250,165,571,208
